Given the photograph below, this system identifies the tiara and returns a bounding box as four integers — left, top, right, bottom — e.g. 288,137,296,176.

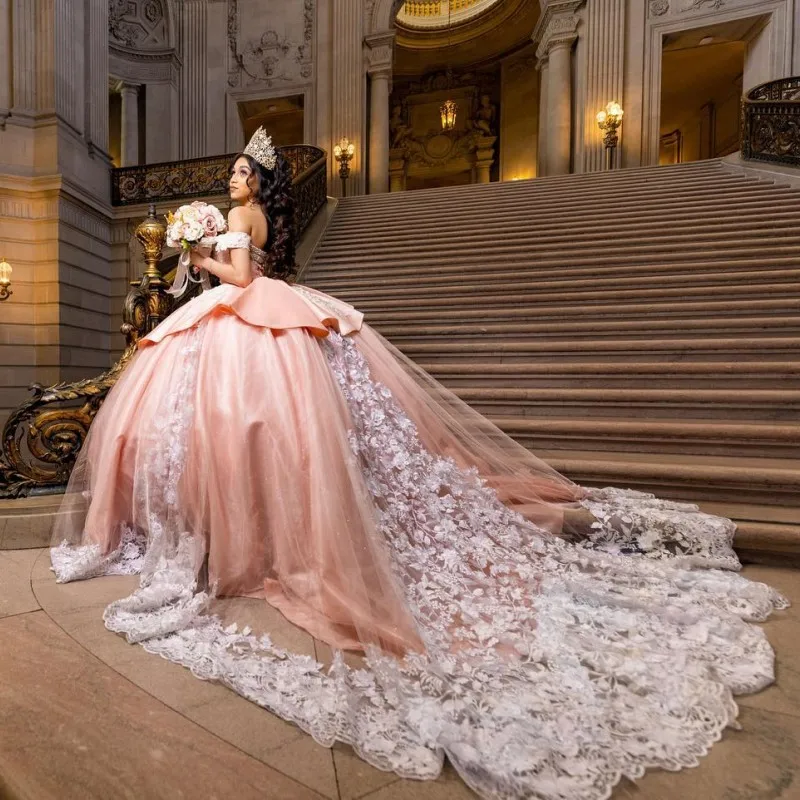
243,126,277,170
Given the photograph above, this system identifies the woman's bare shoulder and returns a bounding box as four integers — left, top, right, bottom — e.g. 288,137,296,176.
227,205,253,232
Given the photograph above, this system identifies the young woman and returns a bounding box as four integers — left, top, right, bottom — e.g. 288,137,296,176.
51,127,786,800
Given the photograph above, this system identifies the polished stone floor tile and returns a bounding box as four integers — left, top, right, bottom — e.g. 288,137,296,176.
0,548,41,618
333,742,401,800
614,705,800,800
360,763,475,800
0,611,323,800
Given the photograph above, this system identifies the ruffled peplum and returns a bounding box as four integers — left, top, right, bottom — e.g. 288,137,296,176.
139,278,364,348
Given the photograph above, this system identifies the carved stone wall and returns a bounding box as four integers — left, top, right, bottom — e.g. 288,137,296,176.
226,0,314,89
109,0,171,50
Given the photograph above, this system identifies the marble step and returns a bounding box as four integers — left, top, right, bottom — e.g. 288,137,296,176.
377,316,800,342
541,450,800,507
320,213,800,253
359,298,800,324
329,184,795,230
331,170,771,219
314,259,800,292
394,337,800,363
452,387,798,420
489,417,800,458
308,243,800,280
418,361,800,390
314,234,800,271
330,270,800,300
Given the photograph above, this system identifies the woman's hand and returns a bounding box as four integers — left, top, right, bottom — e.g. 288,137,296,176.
189,249,210,269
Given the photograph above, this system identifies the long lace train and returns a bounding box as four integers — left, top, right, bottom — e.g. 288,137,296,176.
50,327,787,800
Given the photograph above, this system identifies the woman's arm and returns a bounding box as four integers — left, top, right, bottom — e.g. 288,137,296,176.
189,206,254,288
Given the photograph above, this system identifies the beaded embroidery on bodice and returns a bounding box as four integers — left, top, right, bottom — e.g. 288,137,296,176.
215,231,270,278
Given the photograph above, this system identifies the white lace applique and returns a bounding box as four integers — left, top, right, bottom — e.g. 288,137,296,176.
51,326,788,800
578,487,742,570
51,525,146,583
214,231,251,251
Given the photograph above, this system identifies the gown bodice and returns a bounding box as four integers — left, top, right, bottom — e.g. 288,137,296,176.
139,231,364,348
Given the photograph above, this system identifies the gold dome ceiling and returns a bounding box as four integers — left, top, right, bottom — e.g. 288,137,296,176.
397,0,502,30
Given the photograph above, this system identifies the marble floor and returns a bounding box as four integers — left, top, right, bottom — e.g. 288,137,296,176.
0,549,798,800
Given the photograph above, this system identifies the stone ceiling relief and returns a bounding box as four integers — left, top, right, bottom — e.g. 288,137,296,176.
109,0,170,49
227,0,314,89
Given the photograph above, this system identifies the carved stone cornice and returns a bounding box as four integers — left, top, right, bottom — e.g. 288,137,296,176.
364,30,395,78
532,0,584,61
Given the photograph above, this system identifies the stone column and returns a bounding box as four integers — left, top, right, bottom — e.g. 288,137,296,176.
120,83,140,167
533,1,583,176
177,0,207,159
474,135,498,184
537,58,550,177
546,43,573,175
578,0,625,172
365,31,395,195
331,0,365,196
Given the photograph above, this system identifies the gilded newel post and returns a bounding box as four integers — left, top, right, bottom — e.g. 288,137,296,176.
121,204,172,348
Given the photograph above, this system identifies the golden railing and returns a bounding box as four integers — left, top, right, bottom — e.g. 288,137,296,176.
0,146,327,498
741,77,800,167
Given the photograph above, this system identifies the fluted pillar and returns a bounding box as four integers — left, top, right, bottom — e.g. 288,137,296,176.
87,0,109,154
533,0,583,176
537,58,550,177
579,0,625,172
120,83,140,167
178,0,207,159
11,0,36,113
365,31,394,195
331,0,365,196
546,43,573,175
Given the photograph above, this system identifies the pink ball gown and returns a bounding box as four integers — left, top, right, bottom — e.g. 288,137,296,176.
51,231,786,800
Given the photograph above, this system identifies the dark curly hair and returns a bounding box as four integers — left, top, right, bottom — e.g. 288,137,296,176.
234,152,297,282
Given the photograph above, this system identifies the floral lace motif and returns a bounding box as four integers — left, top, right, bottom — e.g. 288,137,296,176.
51,525,146,583
578,487,741,570
49,328,788,800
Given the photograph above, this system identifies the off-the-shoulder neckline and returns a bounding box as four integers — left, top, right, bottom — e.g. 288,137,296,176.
218,231,267,254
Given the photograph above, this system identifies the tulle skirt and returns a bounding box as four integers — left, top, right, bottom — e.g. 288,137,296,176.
50,277,788,800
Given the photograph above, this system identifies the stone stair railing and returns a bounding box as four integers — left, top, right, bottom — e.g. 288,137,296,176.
741,76,800,167
0,145,327,498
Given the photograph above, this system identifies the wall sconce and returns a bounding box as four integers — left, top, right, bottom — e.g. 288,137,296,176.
596,101,624,170
333,137,356,197
0,257,11,300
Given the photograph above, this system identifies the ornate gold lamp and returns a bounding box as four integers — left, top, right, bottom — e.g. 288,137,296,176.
333,137,356,197
596,101,624,170
440,98,458,132
440,1,458,131
0,257,11,300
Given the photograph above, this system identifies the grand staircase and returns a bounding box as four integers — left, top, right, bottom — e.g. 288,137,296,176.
304,159,800,562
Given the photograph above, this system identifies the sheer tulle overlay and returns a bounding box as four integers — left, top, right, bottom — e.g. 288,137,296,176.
51,234,788,800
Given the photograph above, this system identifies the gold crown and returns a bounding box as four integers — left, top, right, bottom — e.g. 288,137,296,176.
243,126,277,170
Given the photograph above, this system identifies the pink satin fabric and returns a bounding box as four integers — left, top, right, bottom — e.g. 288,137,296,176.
60,275,581,653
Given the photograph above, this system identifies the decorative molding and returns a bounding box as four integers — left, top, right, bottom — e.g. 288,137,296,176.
227,0,315,88
649,0,670,15
532,1,584,60
109,0,170,50
59,197,113,242
682,0,725,9
365,30,395,76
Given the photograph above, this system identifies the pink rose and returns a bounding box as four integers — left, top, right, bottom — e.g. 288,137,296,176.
202,214,218,236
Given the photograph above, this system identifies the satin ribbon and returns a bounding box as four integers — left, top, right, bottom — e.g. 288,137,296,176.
168,237,216,298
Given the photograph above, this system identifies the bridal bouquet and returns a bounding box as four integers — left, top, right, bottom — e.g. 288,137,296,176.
165,201,227,296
